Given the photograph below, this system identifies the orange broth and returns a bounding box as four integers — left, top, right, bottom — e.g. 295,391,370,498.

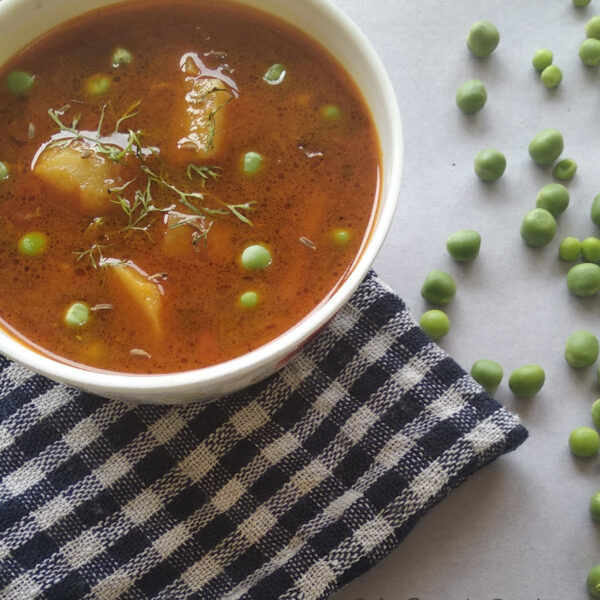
0,0,380,374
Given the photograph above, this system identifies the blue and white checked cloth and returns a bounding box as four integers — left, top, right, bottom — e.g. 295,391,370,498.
0,272,527,600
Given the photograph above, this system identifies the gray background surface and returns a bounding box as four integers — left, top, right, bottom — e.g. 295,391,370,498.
329,1,600,599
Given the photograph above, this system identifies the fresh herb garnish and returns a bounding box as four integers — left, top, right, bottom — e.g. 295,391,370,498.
73,243,114,269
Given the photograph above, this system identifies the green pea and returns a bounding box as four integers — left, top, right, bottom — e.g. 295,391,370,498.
532,48,553,71
508,364,545,398
243,151,263,175
446,229,481,262
566,263,600,296
64,302,90,327
419,310,450,340
455,79,487,114
552,158,577,180
569,427,600,457
320,105,341,121
470,359,503,394
263,63,286,85
5,69,35,96
591,194,600,228
558,236,581,261
590,491,600,522
333,229,351,245
582,237,600,262
535,183,569,216
420,270,457,305
591,398,600,429
528,128,564,166
580,38,600,66
586,16,600,39
564,330,599,368
85,74,111,96
241,244,272,270
574,0,592,6
18,232,47,256
466,20,500,58
112,47,132,66
474,148,506,182
540,64,562,88
0,161,8,181
520,208,556,247
588,566,600,599
239,291,259,309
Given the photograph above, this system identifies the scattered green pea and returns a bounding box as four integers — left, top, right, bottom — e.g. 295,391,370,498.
333,229,351,245
532,48,553,71
591,194,600,228
17,232,47,256
569,426,600,457
85,74,111,96
588,565,600,599
528,128,564,166
420,270,457,305
419,310,450,340
466,20,500,58
520,208,557,247
470,359,503,394
243,151,263,175
586,15,600,39
239,291,259,309
540,64,562,88
474,148,506,182
590,491,600,522
112,47,132,66
536,183,569,216
508,364,545,398
5,69,35,97
579,38,600,66
559,236,581,261
263,63,286,85
0,161,8,181
455,79,487,114
566,263,600,296
564,330,599,368
241,244,272,270
446,229,481,262
574,0,592,6
582,237,600,262
320,105,341,120
591,398,600,429
64,302,90,328
552,158,577,181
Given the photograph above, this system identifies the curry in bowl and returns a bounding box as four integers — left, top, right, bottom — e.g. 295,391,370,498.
0,0,381,375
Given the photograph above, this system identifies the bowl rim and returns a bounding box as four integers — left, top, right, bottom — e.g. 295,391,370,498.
0,0,403,395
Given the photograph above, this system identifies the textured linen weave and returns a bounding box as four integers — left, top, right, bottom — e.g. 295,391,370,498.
0,271,527,600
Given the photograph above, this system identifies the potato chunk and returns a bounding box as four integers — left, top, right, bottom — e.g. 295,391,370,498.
109,262,163,335
33,143,123,215
175,75,233,161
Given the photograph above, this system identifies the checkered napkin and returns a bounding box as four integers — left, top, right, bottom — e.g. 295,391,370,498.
0,271,527,600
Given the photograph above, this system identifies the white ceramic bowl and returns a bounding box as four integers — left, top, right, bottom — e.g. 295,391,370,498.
0,0,402,404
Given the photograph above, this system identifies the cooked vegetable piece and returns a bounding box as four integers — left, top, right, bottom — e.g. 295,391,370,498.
33,143,125,215
559,237,581,261
176,68,234,160
0,161,8,180
263,63,286,85
474,149,506,181
419,310,450,340
240,291,259,309
540,64,562,88
582,237,600,262
446,229,481,262
5,69,34,96
508,364,545,398
567,263,600,296
564,330,599,367
333,229,351,245
536,183,569,216
520,208,556,247
528,129,564,165
241,244,272,270
85,74,112,96
569,427,600,457
320,104,341,120
421,270,457,305
243,151,263,175
112,47,132,66
18,232,47,256
456,79,487,114
64,302,90,327
470,359,503,394
532,49,553,71
109,262,163,335
553,158,577,180
466,20,499,57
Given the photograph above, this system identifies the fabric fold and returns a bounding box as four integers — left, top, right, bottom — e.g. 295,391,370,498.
0,271,527,600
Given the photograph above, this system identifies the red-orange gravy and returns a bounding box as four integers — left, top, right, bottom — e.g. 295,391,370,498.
0,0,380,374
